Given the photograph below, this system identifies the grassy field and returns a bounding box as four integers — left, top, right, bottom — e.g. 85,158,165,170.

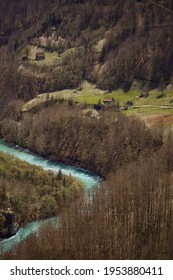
22,82,141,112
29,46,62,65
20,45,77,66
22,81,105,111
19,42,173,124
19,45,62,66
22,81,173,111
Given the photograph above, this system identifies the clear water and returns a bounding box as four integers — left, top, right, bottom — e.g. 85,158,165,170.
0,139,100,254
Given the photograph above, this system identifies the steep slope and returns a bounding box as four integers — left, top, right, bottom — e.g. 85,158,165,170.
0,0,173,102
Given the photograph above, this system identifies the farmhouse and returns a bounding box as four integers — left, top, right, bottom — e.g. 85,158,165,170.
35,51,45,60
103,97,115,106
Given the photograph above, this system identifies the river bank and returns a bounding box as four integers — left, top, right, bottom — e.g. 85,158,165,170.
0,140,100,254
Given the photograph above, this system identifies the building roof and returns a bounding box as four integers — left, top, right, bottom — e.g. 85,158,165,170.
103,97,114,102
36,52,45,57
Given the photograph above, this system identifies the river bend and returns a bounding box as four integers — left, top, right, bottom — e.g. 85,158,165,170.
0,140,100,253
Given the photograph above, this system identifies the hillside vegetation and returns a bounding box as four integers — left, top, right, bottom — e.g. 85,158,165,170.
0,104,162,176
1,0,173,105
1,0,173,260
3,132,173,260
0,151,84,226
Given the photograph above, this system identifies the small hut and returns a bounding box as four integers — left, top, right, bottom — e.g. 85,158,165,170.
103,97,115,106
35,51,45,60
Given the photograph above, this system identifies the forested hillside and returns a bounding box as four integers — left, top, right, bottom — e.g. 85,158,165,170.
0,152,84,226
1,0,173,105
4,133,173,259
1,0,173,260
0,104,162,176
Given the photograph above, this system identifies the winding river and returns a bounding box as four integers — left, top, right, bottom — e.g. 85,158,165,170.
0,139,100,254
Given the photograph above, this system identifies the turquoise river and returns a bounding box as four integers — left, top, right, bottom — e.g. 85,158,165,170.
0,139,100,254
